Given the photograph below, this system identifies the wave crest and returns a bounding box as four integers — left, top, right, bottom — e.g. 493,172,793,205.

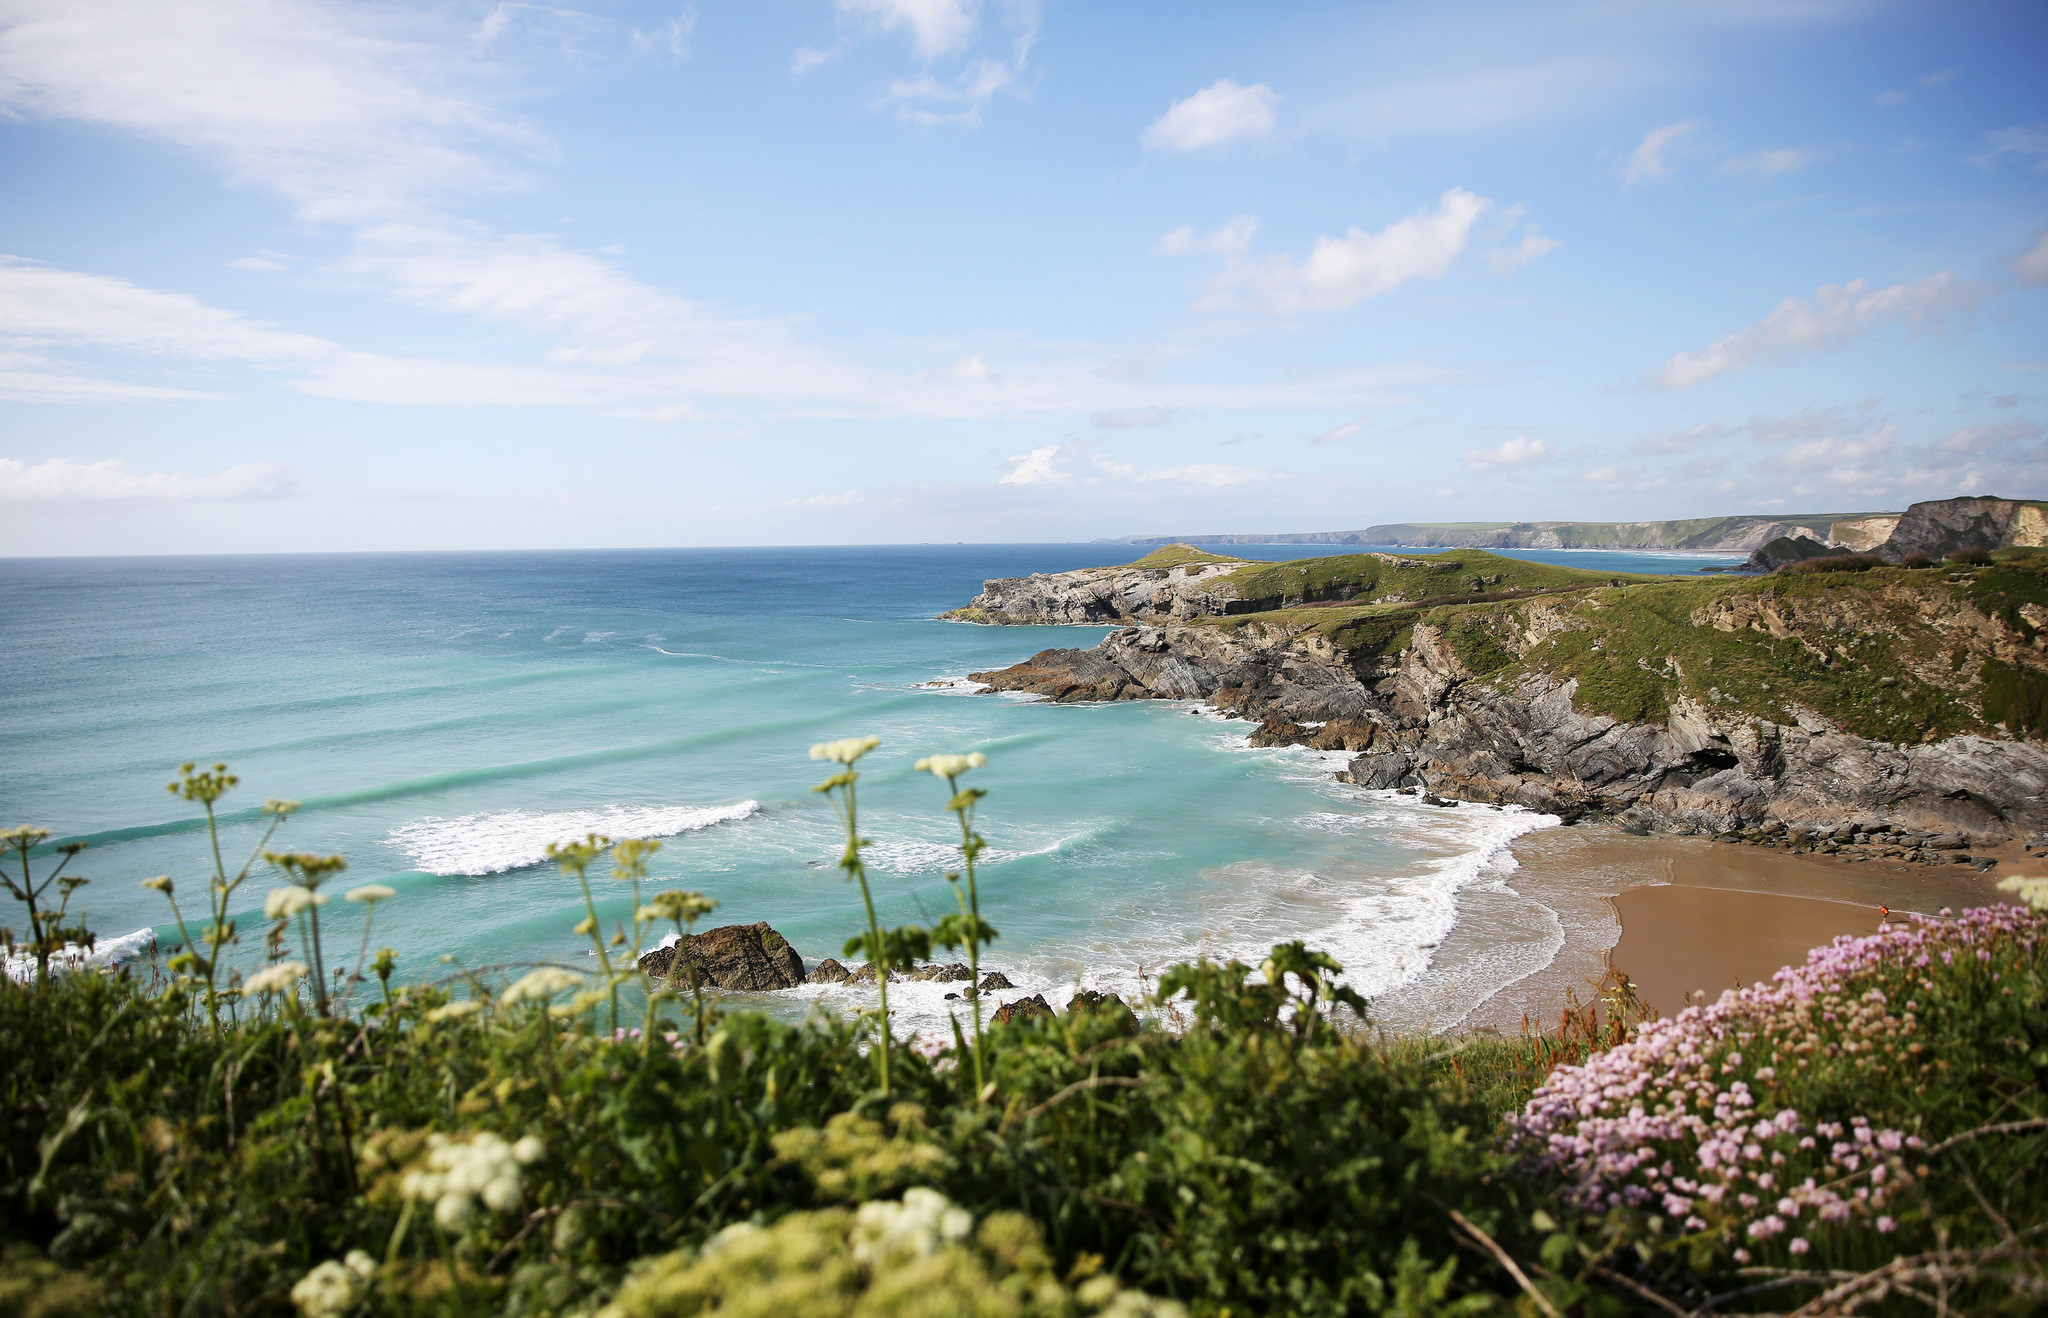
389,801,760,876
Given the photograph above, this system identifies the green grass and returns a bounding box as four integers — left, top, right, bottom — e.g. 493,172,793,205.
1124,544,1245,571
1175,552,2048,743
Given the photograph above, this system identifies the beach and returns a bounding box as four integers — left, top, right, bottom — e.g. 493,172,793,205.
1469,825,2024,1028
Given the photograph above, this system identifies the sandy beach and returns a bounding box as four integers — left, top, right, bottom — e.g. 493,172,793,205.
1468,825,2026,1029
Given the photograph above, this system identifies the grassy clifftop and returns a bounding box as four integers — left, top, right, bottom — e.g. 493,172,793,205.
1183,548,2048,743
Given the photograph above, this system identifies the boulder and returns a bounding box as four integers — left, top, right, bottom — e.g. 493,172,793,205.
977,971,1015,991
992,994,1054,1026
1347,751,1415,790
1066,989,1139,1033
804,958,851,985
906,963,973,983
638,921,804,991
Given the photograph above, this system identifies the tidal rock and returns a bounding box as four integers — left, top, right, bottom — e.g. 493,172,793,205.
1066,989,1139,1033
906,962,973,983
638,922,804,991
977,971,1015,991
805,958,851,985
992,994,1054,1026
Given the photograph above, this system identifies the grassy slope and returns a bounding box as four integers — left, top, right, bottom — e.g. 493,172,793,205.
1174,548,2048,742
1127,543,1246,570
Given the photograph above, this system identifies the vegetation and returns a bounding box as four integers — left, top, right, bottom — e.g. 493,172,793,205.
1167,547,2048,744
4,752,2046,1316
1125,545,1244,572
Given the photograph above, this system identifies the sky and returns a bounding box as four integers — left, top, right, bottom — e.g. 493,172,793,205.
1,0,2045,554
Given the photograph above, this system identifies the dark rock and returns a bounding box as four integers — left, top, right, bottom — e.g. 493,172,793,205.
805,958,851,985
1066,989,1140,1033
1744,535,1847,573
977,971,1015,991
848,963,898,985
1310,716,1383,751
905,962,973,983
1248,716,1311,747
639,922,804,991
992,994,1054,1026
1349,751,1415,790
1926,833,1967,850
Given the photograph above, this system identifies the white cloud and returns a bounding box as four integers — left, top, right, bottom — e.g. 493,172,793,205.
1463,435,1552,474
1312,419,1365,444
1633,422,1728,454
838,0,979,60
1723,147,1817,177
0,348,230,403
1140,79,1278,152
0,457,295,501
1937,420,2044,455
630,11,696,60
1487,227,1559,274
2018,230,2048,286
1156,215,1257,257
999,444,1066,485
1194,188,1491,315
1657,272,1986,388
950,353,991,381
0,256,335,361
1623,121,1695,185
1974,124,2048,173
1778,426,1897,477
1583,463,1643,484
798,487,864,507
1092,407,1174,429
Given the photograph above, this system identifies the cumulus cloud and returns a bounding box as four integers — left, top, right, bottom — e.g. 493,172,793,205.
1140,79,1278,152
999,444,1066,485
1091,406,1174,429
1462,435,1552,474
1623,121,1695,185
0,457,296,501
1656,272,1986,388
1194,188,1491,315
1156,215,1257,257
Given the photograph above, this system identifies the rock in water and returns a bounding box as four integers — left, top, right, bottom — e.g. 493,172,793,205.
906,962,973,982
804,958,851,985
992,994,1054,1026
638,922,804,991
977,971,1015,991
1066,989,1139,1033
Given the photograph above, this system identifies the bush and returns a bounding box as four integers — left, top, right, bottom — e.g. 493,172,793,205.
1778,553,1882,575
1947,547,1996,566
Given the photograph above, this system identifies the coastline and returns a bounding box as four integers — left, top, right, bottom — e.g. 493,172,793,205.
1464,825,2023,1029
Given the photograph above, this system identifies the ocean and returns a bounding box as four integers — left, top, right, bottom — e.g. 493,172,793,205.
0,542,1744,1032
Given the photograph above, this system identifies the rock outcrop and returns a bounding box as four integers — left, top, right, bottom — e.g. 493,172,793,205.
639,922,804,991
967,565,2048,850
992,994,1054,1026
1873,497,2048,562
1744,535,1849,573
945,553,1246,625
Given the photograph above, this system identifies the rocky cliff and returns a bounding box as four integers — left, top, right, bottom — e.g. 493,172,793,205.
965,550,2048,853
1105,511,1895,552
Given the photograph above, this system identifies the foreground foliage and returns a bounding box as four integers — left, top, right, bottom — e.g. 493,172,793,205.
3,751,2045,1315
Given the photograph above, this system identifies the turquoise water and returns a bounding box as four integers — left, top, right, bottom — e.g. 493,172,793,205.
0,543,1741,1031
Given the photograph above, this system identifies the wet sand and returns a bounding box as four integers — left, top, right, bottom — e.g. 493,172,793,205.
1467,826,2022,1030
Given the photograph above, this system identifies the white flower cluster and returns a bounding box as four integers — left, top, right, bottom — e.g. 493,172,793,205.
914,751,986,779
398,1131,545,1231
849,1186,974,1264
243,960,308,998
264,887,329,920
500,966,585,1007
289,1250,376,1317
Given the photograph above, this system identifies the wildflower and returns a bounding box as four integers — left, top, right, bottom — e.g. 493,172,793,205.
344,884,397,904
425,1000,484,1023
809,735,881,764
398,1132,544,1232
849,1186,973,1264
500,966,585,1006
264,887,328,920
1789,1237,1810,1255
1876,1215,1896,1233
142,875,173,893
290,1251,377,1317
243,961,307,997
913,751,986,778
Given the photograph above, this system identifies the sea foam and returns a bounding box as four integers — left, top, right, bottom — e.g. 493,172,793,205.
389,801,760,876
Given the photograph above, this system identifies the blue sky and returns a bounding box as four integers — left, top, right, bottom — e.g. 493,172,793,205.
1,0,2045,554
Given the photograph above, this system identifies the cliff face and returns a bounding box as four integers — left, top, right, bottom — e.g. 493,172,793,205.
1876,497,2048,562
967,556,2048,849
1107,511,1892,552
942,558,1246,626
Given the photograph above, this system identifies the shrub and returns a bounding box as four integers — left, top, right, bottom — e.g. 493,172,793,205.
1778,553,1881,575
1946,547,1996,566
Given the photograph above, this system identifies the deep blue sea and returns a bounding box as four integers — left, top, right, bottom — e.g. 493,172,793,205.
0,542,1743,1033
